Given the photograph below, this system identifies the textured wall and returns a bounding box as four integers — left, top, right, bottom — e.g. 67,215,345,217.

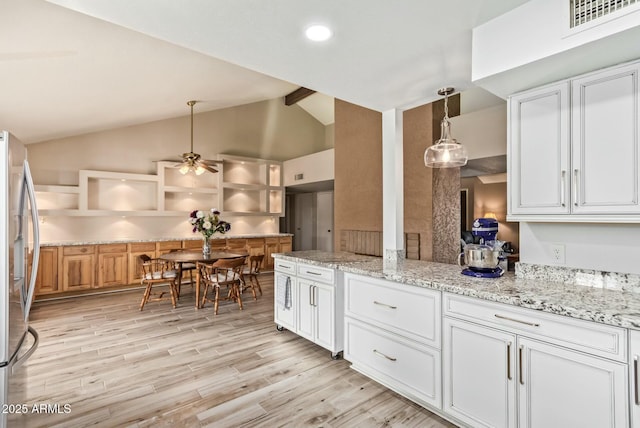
333,99,383,251
403,104,434,261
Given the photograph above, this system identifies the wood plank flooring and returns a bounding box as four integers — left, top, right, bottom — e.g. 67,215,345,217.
10,275,455,427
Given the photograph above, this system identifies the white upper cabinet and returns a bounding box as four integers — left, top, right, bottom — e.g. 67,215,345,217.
571,62,640,214
509,82,570,216
508,59,640,222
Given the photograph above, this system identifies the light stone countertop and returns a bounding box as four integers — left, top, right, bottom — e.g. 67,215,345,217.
273,250,640,330
41,233,293,247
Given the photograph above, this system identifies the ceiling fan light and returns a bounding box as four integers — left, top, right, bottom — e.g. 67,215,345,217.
194,165,206,175
179,164,190,175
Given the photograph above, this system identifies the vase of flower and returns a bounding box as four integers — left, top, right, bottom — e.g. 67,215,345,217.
189,209,231,256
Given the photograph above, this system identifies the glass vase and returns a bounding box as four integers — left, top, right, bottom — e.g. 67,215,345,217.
202,237,210,256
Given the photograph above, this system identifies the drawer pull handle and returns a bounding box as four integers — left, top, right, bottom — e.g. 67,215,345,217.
635,356,639,405
519,345,525,385
507,341,512,381
306,271,322,276
494,314,540,327
279,265,291,269
373,349,397,362
373,301,397,310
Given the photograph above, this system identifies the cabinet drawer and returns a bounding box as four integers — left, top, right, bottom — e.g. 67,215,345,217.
98,243,127,253
274,258,296,273
443,293,627,362
297,263,334,284
345,273,440,347
129,242,156,252
157,241,182,251
63,245,95,255
344,318,441,409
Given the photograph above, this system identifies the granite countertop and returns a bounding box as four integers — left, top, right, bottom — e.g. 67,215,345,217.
41,233,293,247
273,250,640,330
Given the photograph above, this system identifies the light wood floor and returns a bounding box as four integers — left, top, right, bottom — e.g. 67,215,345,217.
12,275,455,428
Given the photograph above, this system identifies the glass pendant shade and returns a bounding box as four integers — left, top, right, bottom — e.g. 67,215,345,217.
179,164,190,175
424,118,468,168
424,87,468,168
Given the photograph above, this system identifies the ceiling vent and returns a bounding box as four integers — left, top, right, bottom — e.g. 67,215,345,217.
570,0,638,28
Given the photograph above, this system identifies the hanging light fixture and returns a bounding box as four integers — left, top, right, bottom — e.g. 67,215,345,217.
424,87,468,168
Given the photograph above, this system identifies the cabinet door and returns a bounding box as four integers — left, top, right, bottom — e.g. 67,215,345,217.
508,82,570,215
443,318,517,428
279,237,292,253
571,62,640,214
264,238,279,270
630,330,640,427
296,279,315,341
61,254,95,291
34,247,60,295
314,283,335,351
518,337,628,428
98,253,128,288
274,271,296,331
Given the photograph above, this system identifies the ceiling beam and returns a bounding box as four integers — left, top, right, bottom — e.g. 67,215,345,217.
284,87,316,106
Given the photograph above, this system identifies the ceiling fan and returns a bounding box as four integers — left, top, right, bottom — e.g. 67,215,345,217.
166,100,220,175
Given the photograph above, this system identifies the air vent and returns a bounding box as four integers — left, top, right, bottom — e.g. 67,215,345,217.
570,0,638,28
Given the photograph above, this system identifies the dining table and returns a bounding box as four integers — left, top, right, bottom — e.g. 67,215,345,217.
159,250,247,309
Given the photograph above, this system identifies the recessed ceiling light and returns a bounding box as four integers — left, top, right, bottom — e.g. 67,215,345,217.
305,25,332,42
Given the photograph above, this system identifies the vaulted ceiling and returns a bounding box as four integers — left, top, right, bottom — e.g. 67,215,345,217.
2,0,528,143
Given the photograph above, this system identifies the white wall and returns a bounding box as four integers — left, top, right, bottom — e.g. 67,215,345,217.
283,148,334,187
520,222,640,275
473,0,640,96
449,104,506,160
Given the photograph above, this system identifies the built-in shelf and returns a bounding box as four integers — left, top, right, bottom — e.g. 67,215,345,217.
35,156,284,217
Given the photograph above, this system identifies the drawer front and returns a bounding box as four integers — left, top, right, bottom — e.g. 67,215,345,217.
98,243,127,254
274,258,296,273
443,293,627,362
297,263,334,284
345,318,441,409
129,242,156,252
157,240,182,251
345,273,440,347
63,245,95,256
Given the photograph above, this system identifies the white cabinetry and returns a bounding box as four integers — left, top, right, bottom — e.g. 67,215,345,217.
343,273,442,409
508,60,640,222
443,293,628,428
509,82,570,216
273,258,343,358
630,330,640,427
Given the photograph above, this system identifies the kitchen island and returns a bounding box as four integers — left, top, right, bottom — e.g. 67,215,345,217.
273,250,640,428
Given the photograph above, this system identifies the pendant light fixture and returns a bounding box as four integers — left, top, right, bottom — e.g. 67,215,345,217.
424,87,468,168
174,100,219,175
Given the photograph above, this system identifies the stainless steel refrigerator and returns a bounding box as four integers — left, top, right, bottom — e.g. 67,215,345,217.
0,131,40,428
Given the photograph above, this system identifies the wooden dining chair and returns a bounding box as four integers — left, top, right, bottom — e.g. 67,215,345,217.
241,254,264,300
198,257,246,315
138,254,179,311
169,248,195,297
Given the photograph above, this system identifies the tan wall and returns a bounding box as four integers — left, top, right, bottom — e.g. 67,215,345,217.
334,99,382,250
28,98,328,185
403,104,434,261
472,180,520,251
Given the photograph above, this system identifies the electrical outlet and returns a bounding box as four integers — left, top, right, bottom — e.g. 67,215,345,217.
550,243,565,264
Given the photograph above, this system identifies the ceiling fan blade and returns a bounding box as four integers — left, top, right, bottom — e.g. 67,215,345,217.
198,161,218,174
200,159,223,164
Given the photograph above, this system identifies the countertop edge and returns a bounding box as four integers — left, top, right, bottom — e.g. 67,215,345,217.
41,233,293,247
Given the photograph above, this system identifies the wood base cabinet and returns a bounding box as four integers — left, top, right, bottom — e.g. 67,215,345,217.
97,244,128,288
34,247,60,295
61,245,96,291
443,293,628,428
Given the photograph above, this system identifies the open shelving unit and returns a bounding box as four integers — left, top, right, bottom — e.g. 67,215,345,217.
35,156,284,217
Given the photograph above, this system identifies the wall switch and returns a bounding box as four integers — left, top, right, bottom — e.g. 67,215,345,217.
550,243,565,264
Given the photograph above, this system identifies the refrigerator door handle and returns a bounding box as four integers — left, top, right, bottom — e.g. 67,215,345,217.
11,326,39,374
22,160,39,321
